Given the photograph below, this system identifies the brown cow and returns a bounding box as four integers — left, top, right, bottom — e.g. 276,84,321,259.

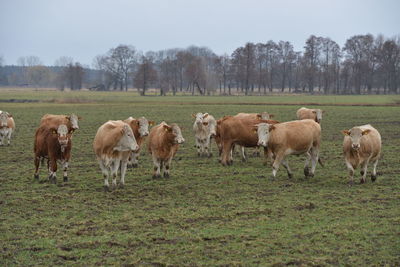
0,111,15,146
34,124,72,183
93,120,139,191
148,122,184,178
40,113,81,132
296,107,324,123
124,116,155,167
342,124,381,185
255,119,321,179
218,115,279,166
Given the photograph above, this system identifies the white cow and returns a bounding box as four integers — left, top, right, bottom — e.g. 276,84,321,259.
0,111,15,146
192,112,217,157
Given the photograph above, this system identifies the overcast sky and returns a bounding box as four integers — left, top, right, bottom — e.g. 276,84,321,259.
0,0,399,66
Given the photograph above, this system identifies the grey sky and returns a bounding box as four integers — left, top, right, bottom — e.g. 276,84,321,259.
0,0,399,66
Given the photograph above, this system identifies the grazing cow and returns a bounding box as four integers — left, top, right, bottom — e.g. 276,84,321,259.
342,124,381,185
218,115,279,166
40,113,81,132
236,112,274,120
93,120,139,191
192,113,217,157
256,119,321,179
296,107,324,123
34,124,72,183
124,116,154,167
0,111,15,146
148,122,184,178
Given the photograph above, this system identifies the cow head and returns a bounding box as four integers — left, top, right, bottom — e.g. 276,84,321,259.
192,113,208,125
312,109,323,123
66,114,81,130
208,119,217,137
137,117,154,137
256,112,274,120
254,123,275,147
164,123,185,144
342,127,371,150
114,124,139,152
0,112,11,127
51,124,70,152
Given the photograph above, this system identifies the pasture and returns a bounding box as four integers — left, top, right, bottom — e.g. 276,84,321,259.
1,92,399,266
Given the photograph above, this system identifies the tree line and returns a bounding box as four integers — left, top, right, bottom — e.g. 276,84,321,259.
0,33,399,94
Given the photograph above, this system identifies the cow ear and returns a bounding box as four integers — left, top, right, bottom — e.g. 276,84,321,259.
7,113,12,118
269,125,276,132
203,113,209,119
342,130,350,136
163,125,172,132
191,114,196,118
65,116,70,121
312,110,316,114
269,114,274,118
149,120,155,126
252,126,258,134
136,121,140,126
362,129,371,136
256,114,262,119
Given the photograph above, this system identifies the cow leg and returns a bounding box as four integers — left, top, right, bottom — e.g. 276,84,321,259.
152,156,161,178
110,159,120,189
303,151,311,177
131,152,139,168
164,158,172,178
208,136,213,157
205,137,211,157
281,159,293,179
360,159,369,184
62,161,69,182
120,159,128,188
48,159,57,184
241,146,247,162
34,156,40,180
221,142,233,166
345,159,355,186
7,130,12,145
371,159,379,182
99,160,110,191
0,133,3,145
271,154,284,180
309,147,319,178
195,138,201,156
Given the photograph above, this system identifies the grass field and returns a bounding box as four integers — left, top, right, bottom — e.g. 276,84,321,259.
1,91,399,266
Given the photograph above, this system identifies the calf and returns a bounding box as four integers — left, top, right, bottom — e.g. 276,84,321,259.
256,119,321,179
124,116,154,167
40,113,81,132
0,111,15,146
218,115,279,166
296,107,324,123
148,122,184,178
342,124,381,185
93,120,139,191
192,113,216,157
34,124,72,183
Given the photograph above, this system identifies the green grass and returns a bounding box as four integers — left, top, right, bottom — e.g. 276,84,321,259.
0,92,399,266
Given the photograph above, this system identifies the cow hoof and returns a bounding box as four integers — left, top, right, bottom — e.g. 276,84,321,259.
288,173,293,179
103,186,110,192
119,183,125,189
371,175,377,182
360,178,365,184
63,176,68,182
49,176,56,184
241,158,247,162
164,172,170,178
269,176,275,181
304,167,310,177
197,153,201,157
34,174,39,180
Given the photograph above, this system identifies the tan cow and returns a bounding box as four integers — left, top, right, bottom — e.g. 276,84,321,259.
192,113,217,157
236,112,274,120
93,120,139,191
256,119,321,179
40,113,81,132
296,107,324,123
148,122,184,178
0,111,15,146
342,124,381,185
34,124,72,183
124,116,154,167
218,115,279,166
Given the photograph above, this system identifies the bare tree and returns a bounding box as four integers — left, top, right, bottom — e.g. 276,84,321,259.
27,65,50,89
134,56,158,95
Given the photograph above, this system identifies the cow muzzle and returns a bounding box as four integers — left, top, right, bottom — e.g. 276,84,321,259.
258,141,267,147
352,144,360,150
131,144,139,152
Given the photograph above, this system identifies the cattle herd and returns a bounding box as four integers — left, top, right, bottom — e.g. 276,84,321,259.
0,107,382,190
